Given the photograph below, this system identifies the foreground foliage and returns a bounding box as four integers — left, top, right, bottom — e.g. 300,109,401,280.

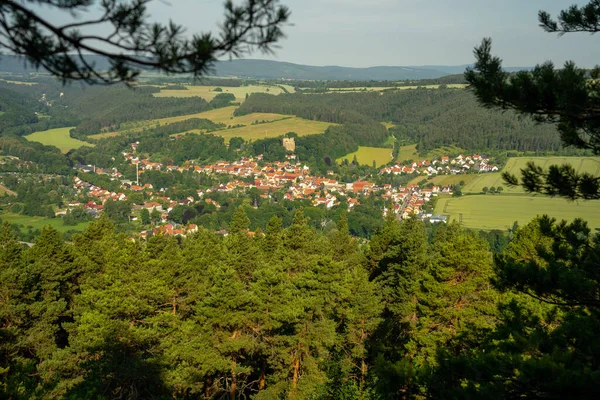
2,209,597,399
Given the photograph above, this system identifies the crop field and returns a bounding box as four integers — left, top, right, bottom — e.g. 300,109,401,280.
25,127,94,153
337,147,393,167
211,117,334,142
323,84,468,93
152,84,287,101
434,195,600,230
0,212,91,233
463,156,600,194
186,106,293,126
90,107,326,141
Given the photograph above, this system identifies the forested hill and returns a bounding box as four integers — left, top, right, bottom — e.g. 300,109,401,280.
0,55,529,81
237,89,563,153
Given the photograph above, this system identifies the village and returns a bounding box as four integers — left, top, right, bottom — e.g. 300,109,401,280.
64,143,500,237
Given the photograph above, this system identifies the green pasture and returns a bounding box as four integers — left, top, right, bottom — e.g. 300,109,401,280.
337,147,393,167
212,117,334,143
396,144,418,162
189,106,293,126
434,195,600,231
91,107,334,142
25,127,94,153
463,156,600,194
152,84,286,101
0,212,91,233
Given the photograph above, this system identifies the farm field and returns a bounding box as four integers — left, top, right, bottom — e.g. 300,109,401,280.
434,195,600,231
324,84,468,93
211,117,334,142
0,212,91,233
463,156,600,194
25,127,94,153
185,106,293,126
337,147,393,167
152,84,287,101
90,107,332,141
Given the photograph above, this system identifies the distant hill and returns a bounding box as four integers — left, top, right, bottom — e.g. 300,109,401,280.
0,55,530,81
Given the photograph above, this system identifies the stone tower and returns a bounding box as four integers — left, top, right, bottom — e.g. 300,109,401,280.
282,137,296,152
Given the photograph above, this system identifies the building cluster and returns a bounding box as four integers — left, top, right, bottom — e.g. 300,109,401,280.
66,146,475,237
380,154,498,176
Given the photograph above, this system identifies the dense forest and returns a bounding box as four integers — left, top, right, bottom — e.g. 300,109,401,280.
237,90,563,154
1,211,598,399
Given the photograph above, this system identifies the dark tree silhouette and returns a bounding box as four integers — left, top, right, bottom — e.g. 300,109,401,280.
465,1,600,200
0,0,290,84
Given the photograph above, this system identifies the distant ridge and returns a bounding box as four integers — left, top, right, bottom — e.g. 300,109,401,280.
0,55,530,81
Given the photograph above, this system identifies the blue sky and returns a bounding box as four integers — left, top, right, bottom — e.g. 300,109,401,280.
43,0,600,68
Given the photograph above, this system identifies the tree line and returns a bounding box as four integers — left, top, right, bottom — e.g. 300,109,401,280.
237,89,563,154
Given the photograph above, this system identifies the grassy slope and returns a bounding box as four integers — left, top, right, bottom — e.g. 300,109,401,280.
434,195,600,231
0,212,91,233
463,156,600,194
25,127,94,153
91,106,335,142
152,85,287,101
211,117,334,142
337,147,393,167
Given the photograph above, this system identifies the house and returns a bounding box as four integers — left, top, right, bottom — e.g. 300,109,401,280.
430,215,447,223
143,202,163,212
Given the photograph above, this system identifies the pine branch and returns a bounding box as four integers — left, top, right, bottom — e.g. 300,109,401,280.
0,0,290,84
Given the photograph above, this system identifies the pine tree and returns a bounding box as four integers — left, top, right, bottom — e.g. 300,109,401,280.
369,217,432,396
465,1,600,199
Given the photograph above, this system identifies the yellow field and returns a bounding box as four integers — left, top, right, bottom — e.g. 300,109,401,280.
463,156,600,194
212,117,334,142
434,195,600,231
337,146,393,167
186,106,292,125
89,112,220,139
382,122,396,130
152,84,286,101
323,84,468,93
26,127,94,153
89,103,335,142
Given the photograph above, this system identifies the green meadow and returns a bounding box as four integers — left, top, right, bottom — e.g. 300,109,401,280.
434,195,600,231
338,146,393,167
0,212,91,233
152,84,287,101
25,127,94,153
463,156,600,194
90,106,335,142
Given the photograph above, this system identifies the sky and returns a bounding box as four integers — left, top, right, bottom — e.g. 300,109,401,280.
41,0,600,68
